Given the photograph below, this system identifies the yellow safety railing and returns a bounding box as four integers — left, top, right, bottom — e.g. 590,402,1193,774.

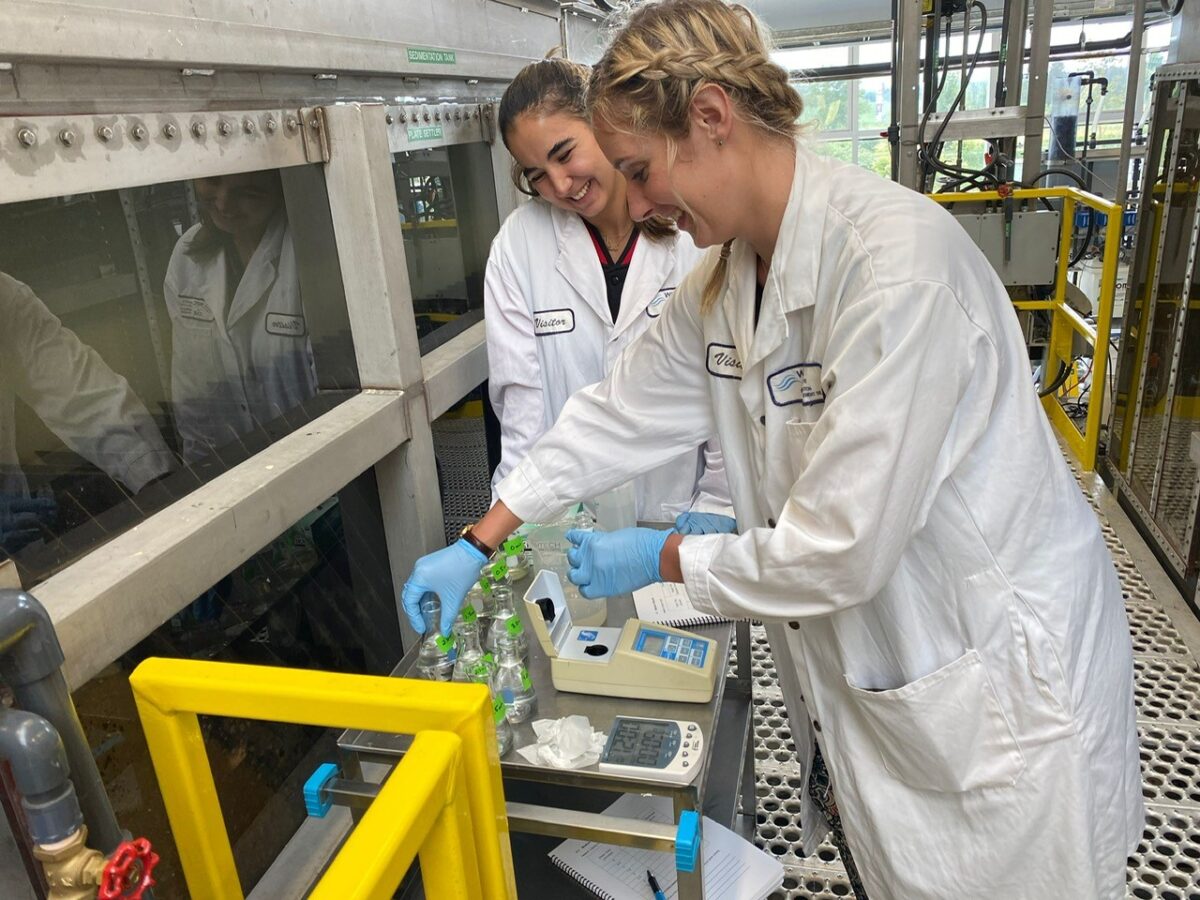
129,658,517,900
931,186,1123,470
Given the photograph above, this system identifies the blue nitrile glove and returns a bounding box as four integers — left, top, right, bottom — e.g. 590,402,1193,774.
401,538,488,636
0,492,57,552
673,512,738,535
565,527,671,599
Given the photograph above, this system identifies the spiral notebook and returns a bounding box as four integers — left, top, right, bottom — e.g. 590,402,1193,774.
548,793,782,900
632,583,732,628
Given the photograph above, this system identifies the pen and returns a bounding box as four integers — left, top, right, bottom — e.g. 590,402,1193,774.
647,868,667,900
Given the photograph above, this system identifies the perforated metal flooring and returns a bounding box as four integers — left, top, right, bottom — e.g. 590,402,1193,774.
437,418,1200,898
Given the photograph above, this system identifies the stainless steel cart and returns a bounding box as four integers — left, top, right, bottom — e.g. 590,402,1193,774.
338,584,756,899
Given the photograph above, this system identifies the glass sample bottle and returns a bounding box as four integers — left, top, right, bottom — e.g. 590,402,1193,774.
414,595,456,681
491,633,536,724
451,605,494,683
484,583,528,661
500,535,530,581
470,668,513,757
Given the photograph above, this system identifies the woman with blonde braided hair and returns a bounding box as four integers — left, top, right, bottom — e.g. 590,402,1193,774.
403,4,1141,898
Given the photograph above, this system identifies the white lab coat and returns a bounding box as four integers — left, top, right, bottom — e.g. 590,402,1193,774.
485,200,731,522
0,272,173,496
498,146,1142,899
163,212,316,462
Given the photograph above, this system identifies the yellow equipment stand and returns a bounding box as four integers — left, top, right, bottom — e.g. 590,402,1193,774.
129,658,516,899
931,185,1123,471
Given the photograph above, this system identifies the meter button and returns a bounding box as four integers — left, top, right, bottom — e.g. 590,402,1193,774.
687,724,696,732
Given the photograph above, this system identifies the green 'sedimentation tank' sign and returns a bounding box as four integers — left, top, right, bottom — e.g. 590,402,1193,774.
407,47,457,65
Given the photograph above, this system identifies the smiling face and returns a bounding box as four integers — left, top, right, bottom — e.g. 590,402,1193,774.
593,116,731,249
505,111,622,218
194,171,282,242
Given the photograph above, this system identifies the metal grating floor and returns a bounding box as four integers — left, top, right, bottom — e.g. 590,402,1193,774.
438,417,1200,898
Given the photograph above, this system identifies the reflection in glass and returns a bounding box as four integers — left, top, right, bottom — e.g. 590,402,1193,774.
393,145,498,352
74,476,399,897
164,172,316,462
0,273,174,555
0,167,357,584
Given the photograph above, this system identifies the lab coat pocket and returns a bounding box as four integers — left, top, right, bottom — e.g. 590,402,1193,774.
844,648,1026,792
785,420,816,473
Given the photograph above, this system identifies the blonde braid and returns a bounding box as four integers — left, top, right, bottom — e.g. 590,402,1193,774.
587,0,802,312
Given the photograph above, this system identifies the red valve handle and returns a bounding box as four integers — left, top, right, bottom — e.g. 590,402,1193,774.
98,838,159,900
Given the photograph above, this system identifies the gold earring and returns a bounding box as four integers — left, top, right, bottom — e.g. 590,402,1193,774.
717,139,725,146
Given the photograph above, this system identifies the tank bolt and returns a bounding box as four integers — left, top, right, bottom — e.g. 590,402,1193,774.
16,127,36,148
162,122,178,139
97,125,114,142
131,123,147,141
191,121,206,139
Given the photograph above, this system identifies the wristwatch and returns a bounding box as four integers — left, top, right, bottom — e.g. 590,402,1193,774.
460,524,496,559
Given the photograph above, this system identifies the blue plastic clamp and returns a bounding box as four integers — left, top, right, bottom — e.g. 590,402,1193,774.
675,809,701,873
303,762,340,818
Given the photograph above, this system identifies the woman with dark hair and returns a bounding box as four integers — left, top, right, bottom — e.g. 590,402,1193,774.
163,170,315,462
486,57,732,530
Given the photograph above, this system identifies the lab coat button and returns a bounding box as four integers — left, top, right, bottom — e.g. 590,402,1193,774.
768,518,777,528
759,415,766,426
787,621,799,630
813,720,821,732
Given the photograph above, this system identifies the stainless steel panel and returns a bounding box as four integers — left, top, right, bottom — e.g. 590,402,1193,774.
950,210,1061,286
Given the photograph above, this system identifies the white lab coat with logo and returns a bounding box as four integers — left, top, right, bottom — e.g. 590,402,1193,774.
0,272,173,496
498,146,1142,899
485,200,731,522
163,212,316,462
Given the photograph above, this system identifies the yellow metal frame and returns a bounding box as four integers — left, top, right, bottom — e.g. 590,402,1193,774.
129,659,516,900
931,186,1123,470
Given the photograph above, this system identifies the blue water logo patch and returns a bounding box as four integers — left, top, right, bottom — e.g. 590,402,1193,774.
578,630,599,641
768,363,825,407
646,287,674,318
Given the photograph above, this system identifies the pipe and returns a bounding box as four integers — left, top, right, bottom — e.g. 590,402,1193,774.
794,32,1137,84
0,589,123,853
0,708,82,844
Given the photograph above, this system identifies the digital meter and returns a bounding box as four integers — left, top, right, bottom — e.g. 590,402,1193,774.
599,716,704,784
523,571,718,703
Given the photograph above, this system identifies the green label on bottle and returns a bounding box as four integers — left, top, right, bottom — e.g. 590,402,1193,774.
471,662,491,678
462,604,478,624
479,577,492,595
490,560,509,581
520,668,532,692
502,536,525,556
505,616,524,637
492,696,508,725
483,652,494,666
434,634,454,654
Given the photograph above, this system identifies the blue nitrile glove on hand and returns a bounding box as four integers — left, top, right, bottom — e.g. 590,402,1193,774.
0,492,57,552
566,527,671,599
401,538,488,636
673,512,737,535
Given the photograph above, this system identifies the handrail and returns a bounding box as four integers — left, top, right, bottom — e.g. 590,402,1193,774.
129,658,516,899
930,185,1123,470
